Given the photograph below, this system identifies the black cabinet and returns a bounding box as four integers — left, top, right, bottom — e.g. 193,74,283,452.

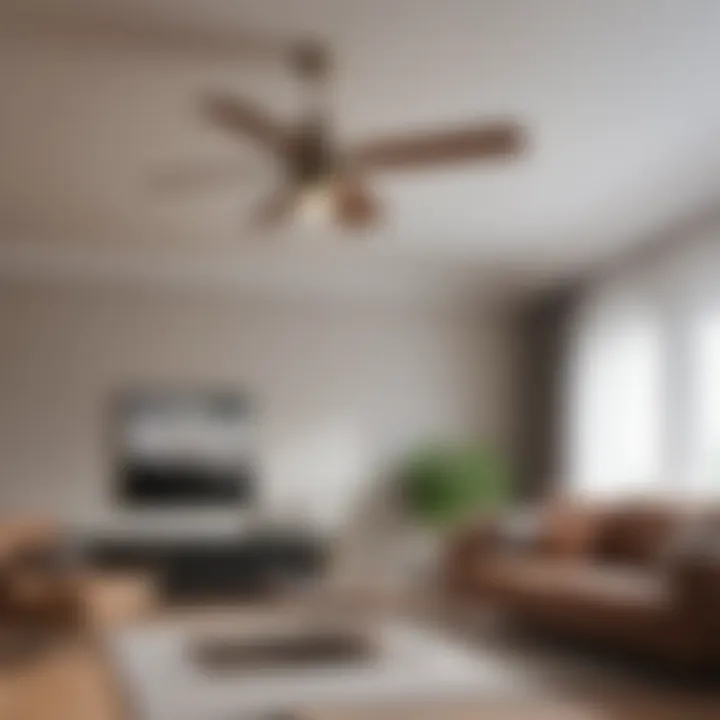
83,532,328,601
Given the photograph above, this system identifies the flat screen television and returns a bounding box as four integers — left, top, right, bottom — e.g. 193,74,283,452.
114,390,254,507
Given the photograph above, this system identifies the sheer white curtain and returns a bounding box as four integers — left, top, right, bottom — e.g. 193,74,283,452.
566,291,665,499
564,230,720,502
688,305,720,499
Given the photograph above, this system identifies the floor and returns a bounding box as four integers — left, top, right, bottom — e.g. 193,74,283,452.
1,607,719,720
0,636,121,720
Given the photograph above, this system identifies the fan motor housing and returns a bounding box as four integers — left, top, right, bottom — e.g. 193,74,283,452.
290,119,336,184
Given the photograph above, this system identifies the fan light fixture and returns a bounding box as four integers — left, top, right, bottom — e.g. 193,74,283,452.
294,181,336,225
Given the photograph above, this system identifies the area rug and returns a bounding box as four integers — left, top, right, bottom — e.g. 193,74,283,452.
107,615,543,720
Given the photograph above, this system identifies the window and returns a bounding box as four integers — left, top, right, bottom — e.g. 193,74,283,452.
567,295,664,498
688,307,720,499
564,236,720,502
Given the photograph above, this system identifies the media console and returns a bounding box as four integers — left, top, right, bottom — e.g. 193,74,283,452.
82,530,328,601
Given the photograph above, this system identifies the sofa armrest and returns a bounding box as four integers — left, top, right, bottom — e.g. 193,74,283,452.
670,555,720,637
0,518,82,627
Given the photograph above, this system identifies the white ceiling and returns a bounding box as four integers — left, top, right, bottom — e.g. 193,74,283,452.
1,0,720,299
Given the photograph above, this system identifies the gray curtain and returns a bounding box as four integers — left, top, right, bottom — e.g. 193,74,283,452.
512,286,578,500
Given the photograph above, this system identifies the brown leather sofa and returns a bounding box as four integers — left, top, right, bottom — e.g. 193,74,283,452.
446,502,720,670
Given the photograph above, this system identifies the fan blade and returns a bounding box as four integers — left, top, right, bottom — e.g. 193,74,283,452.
147,158,256,196
335,177,381,229
352,121,525,171
203,94,288,155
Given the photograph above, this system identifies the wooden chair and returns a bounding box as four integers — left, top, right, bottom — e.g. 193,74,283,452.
0,519,81,629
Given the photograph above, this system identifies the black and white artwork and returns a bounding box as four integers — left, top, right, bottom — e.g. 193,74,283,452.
114,390,254,507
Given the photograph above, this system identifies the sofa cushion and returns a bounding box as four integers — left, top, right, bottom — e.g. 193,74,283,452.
535,501,599,559
472,557,716,661
593,505,679,566
474,557,671,619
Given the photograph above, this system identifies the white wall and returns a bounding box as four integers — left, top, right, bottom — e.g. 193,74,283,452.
0,281,512,534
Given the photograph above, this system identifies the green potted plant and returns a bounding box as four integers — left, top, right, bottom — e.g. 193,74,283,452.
398,441,511,576
401,442,511,528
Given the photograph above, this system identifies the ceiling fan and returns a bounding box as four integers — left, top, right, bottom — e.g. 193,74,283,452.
155,42,526,230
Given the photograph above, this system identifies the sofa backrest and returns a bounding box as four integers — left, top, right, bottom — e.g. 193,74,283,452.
533,500,681,565
535,501,599,559
591,504,681,566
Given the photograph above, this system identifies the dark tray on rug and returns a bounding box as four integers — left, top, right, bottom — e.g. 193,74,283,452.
190,630,376,671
